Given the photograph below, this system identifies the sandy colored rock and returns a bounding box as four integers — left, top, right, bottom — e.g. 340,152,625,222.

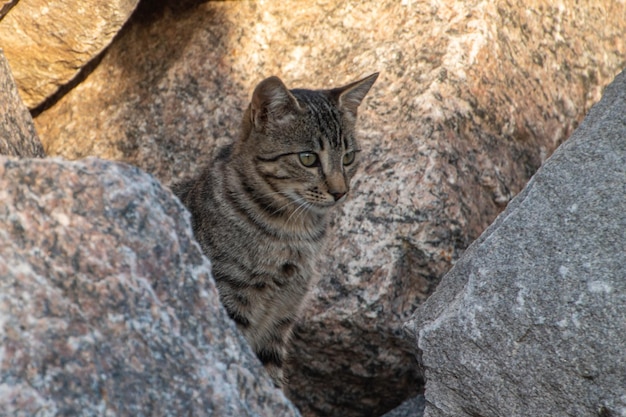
33,1,626,415
0,49,44,157
409,68,626,417
0,0,139,109
0,156,300,416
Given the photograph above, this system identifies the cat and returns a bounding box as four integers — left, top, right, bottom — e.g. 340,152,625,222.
172,72,378,388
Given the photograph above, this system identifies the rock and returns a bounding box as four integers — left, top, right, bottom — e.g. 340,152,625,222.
31,1,626,416
409,69,626,417
0,49,45,157
0,156,300,416
0,0,140,109
381,395,426,417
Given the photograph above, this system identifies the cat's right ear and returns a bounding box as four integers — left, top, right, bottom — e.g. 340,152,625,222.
331,72,379,120
250,76,302,131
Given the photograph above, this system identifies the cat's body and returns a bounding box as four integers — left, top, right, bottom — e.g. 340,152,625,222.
173,73,378,387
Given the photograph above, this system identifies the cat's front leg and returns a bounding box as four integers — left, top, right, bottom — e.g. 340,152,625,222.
254,316,296,389
257,348,286,388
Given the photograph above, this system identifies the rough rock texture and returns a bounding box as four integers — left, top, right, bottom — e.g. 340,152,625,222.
381,395,425,417
0,49,45,158
32,1,626,416
0,156,300,416
0,0,140,109
409,69,626,417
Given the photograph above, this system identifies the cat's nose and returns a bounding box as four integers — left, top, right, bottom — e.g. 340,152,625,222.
330,191,346,201
326,174,347,202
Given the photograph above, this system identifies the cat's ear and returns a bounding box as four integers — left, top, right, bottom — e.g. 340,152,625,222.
331,72,379,119
250,76,302,131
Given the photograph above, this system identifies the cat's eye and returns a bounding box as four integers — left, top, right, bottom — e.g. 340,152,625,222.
299,152,319,167
343,151,356,166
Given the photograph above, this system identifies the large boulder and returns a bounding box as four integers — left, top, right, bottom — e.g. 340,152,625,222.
32,1,626,415
409,69,626,417
0,156,300,416
0,0,140,109
0,49,45,157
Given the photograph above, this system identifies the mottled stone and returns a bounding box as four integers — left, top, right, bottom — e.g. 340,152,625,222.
32,1,626,416
0,0,139,109
0,157,300,416
409,69,626,417
0,49,45,157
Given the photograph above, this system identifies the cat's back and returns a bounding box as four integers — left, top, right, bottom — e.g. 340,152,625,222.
170,145,232,249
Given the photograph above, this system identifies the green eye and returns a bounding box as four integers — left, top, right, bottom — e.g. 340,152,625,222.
343,151,356,166
299,152,318,167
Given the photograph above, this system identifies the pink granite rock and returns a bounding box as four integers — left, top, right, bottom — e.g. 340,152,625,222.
0,0,140,109
0,156,300,416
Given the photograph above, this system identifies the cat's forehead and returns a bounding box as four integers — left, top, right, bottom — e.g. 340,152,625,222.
291,89,336,117
291,89,354,150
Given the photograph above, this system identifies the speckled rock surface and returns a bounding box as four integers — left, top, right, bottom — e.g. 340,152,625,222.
409,69,626,417
0,49,45,157
0,157,300,416
32,1,626,416
0,0,139,109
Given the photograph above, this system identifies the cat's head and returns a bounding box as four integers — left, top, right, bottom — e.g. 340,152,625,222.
234,73,378,218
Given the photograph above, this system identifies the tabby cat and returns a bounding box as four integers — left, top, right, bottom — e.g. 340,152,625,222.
172,72,378,387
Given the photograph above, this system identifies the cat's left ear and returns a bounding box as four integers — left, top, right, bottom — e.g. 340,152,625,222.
330,72,379,119
250,76,303,131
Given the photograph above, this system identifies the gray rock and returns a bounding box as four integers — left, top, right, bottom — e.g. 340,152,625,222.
0,49,45,157
381,395,426,417
409,69,626,417
0,156,300,416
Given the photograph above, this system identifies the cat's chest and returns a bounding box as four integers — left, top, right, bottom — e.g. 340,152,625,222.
256,238,319,272
239,234,320,290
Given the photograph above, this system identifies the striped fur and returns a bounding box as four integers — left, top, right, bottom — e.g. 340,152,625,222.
172,73,378,388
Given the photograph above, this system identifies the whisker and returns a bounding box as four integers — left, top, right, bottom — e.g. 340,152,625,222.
260,191,307,217
243,189,298,216
239,186,312,220
293,201,312,225
269,198,302,217
248,190,289,203
286,198,310,226
286,199,304,224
